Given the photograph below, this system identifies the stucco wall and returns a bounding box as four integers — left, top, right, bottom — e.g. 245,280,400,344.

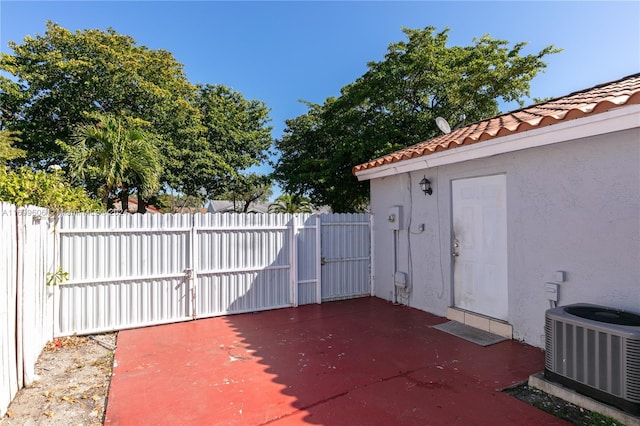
369,127,640,348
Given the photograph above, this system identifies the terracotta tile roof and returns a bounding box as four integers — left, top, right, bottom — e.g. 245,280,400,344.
353,73,640,174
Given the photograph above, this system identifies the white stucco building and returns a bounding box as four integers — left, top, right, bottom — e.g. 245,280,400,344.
354,74,640,348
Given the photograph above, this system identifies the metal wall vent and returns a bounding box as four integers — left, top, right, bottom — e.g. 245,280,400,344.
545,303,640,415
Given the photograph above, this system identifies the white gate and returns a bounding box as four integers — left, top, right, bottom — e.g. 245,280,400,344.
193,213,294,318
56,212,371,335
57,213,194,335
320,214,371,301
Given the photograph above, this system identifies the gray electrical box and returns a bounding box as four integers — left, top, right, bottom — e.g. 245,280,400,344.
388,206,403,230
545,283,559,302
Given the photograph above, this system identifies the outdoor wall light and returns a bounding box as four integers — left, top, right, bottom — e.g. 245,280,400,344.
419,175,433,196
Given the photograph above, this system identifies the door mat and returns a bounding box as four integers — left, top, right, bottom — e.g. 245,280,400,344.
431,321,507,347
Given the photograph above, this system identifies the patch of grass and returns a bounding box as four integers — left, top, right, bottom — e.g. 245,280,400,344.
589,412,624,426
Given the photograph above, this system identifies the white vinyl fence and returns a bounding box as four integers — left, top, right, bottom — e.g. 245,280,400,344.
57,212,371,336
1,203,56,417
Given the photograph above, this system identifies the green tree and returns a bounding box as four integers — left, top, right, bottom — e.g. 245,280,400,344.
1,23,275,201
0,167,102,213
194,84,273,197
0,130,25,166
59,113,162,212
221,173,272,213
268,194,313,214
0,22,201,195
273,27,560,211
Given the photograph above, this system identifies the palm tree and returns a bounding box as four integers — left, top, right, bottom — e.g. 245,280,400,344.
61,113,162,212
268,194,313,213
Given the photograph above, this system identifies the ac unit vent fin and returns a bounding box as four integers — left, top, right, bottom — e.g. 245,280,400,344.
627,338,640,402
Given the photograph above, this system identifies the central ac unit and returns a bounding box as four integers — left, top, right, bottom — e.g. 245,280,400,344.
545,303,640,415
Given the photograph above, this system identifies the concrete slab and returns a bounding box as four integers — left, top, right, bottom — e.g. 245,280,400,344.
105,297,568,425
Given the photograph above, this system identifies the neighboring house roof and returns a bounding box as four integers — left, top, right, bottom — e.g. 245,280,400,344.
133,200,162,214
353,73,640,175
113,197,162,214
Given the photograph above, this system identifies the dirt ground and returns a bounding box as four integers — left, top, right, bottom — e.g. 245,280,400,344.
0,334,116,426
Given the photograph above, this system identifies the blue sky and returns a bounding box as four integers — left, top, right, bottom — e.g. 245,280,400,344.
1,1,639,193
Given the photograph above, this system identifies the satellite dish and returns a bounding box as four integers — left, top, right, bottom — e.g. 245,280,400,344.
435,117,451,134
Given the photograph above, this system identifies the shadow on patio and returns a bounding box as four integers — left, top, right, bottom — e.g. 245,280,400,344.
105,297,568,425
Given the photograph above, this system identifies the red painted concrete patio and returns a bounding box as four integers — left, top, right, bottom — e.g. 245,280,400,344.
105,297,568,425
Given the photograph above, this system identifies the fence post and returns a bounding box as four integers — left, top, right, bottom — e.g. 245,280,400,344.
52,216,60,337
190,215,198,319
15,209,25,390
369,214,375,297
289,215,299,307
315,214,322,304
0,203,18,417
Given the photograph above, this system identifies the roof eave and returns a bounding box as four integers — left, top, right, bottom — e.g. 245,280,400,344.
354,104,640,181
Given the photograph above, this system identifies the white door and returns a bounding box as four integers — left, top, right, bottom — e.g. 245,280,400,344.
452,175,508,321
